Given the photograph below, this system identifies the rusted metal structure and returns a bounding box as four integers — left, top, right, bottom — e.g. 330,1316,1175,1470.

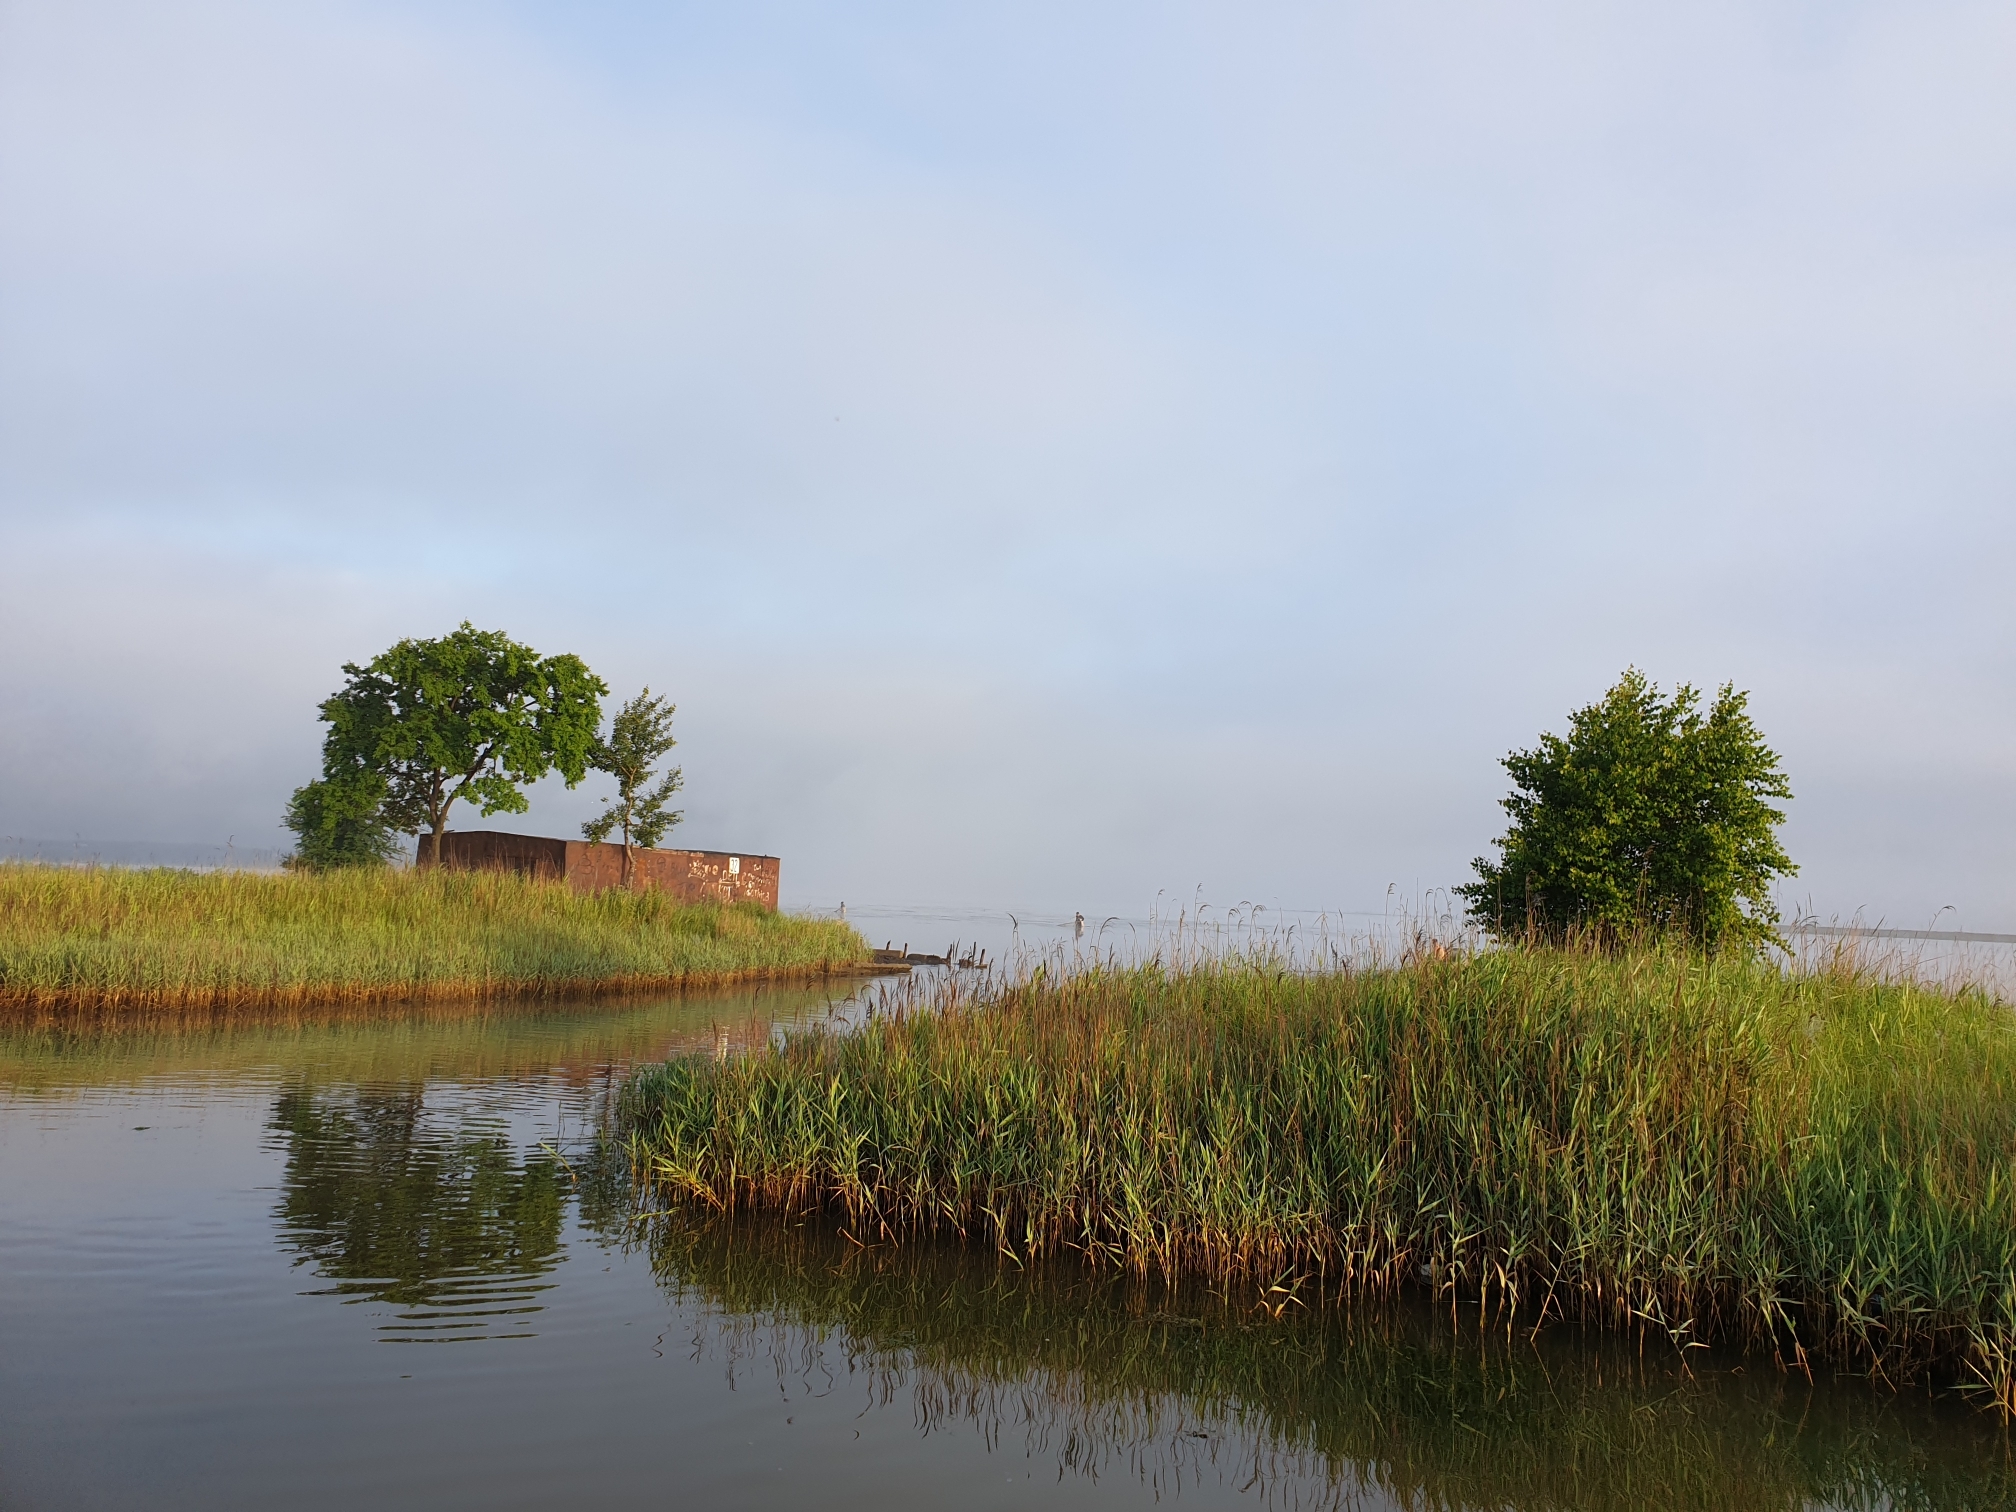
416,830,779,908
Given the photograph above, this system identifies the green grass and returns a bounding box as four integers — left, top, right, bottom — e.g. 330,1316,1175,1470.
624,944,2016,1410
0,862,871,1010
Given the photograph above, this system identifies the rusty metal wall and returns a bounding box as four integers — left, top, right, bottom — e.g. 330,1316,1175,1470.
423,831,779,908
417,830,569,879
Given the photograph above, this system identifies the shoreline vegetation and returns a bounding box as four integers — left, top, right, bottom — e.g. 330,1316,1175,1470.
624,943,2016,1412
0,862,873,1012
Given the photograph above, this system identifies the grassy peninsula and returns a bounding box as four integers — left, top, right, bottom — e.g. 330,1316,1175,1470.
0,862,870,1011
625,945,2016,1409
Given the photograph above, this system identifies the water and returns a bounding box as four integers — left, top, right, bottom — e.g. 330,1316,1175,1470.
2,987,2009,1511
834,902,2016,1000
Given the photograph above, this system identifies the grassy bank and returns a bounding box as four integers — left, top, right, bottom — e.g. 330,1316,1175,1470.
624,946,2016,1409
0,862,871,1010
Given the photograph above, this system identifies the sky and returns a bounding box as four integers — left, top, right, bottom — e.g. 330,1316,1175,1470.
1,0,2011,925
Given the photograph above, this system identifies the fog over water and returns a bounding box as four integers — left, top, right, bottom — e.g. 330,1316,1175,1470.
2,1,2011,926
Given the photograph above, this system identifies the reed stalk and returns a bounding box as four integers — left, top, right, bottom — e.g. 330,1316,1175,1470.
0,861,870,1011
624,943,2016,1409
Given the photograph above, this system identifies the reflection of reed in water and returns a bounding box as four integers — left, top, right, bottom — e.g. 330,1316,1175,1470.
268,1085,569,1342
647,1215,2016,1512
0,982,858,1093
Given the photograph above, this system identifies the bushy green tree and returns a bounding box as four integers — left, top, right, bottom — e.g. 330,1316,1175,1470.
281,777,402,870
582,688,683,888
1457,669,1795,951
312,623,606,861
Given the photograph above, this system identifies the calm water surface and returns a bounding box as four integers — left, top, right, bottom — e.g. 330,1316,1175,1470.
2,985,2009,1511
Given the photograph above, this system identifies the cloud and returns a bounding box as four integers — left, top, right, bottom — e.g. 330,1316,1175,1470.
2,0,2011,924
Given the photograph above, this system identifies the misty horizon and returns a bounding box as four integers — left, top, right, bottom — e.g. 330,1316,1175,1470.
3,2,2010,928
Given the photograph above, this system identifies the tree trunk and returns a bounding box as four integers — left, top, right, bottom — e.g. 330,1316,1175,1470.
422,814,449,871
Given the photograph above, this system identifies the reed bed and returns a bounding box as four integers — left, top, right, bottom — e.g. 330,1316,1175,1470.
624,944,2016,1410
0,862,870,1011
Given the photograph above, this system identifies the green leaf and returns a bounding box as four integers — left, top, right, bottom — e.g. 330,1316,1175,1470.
314,622,607,843
1457,669,1796,951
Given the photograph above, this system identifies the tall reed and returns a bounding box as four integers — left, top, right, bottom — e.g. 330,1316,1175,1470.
624,944,2016,1409
0,862,869,1010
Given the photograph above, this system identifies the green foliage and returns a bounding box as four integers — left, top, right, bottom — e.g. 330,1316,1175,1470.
281,777,402,870
625,949,2016,1411
0,863,871,1008
1456,669,1795,949
582,688,684,869
314,622,607,848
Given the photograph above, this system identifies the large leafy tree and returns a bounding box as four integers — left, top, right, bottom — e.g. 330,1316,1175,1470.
313,623,607,860
581,688,684,888
1456,669,1795,951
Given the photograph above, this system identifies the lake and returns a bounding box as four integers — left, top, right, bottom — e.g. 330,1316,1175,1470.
2,982,2009,1511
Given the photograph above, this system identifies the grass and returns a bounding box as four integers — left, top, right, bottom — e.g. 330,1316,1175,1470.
624,942,2016,1411
0,862,871,1011
644,1214,2016,1510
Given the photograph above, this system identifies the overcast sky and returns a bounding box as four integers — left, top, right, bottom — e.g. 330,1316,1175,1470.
1,0,2010,925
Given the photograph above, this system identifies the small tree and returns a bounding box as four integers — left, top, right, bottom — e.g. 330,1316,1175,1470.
582,688,684,888
282,777,402,871
315,623,607,861
1456,669,1796,951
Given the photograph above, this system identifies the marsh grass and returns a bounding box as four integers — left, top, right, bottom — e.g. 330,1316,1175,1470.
0,862,870,1011
625,942,2016,1410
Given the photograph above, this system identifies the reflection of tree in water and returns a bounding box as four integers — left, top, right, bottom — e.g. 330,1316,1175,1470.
269,1085,569,1341
649,1215,2016,1512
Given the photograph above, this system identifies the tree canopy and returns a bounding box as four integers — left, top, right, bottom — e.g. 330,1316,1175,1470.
582,688,684,886
281,776,402,871
310,623,606,857
1456,669,1795,951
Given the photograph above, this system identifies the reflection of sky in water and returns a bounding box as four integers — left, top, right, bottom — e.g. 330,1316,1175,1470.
1,986,2011,1512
